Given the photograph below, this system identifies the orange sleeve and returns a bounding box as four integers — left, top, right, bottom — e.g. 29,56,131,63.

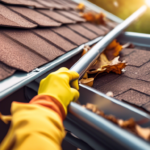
30,95,66,121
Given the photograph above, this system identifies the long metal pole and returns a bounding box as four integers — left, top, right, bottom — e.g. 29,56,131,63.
70,5,147,76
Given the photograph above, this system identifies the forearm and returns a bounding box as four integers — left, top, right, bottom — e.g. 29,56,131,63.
1,95,66,150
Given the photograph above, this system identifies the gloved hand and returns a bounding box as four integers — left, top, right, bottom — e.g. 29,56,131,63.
38,67,80,115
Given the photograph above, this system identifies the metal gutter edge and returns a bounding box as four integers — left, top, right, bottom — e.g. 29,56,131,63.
0,37,102,101
118,32,150,48
72,0,123,23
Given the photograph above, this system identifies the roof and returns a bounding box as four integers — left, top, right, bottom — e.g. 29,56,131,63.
0,0,117,81
93,47,150,112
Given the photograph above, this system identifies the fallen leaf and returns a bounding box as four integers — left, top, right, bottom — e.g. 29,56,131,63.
104,39,122,60
88,54,126,75
79,78,94,87
87,53,109,74
76,3,85,11
81,11,106,25
102,56,126,74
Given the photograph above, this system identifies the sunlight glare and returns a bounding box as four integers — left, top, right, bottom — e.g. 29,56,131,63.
145,0,150,6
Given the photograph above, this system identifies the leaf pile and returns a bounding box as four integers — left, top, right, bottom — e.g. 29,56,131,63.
83,103,150,141
80,40,127,87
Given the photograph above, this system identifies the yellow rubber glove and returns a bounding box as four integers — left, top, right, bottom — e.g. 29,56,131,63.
38,67,80,115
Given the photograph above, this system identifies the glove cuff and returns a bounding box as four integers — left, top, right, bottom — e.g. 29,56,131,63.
30,95,66,120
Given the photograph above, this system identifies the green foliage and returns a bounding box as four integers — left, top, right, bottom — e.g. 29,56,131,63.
89,0,150,34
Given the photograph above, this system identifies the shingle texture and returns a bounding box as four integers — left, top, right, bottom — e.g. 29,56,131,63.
93,48,150,112
0,0,116,82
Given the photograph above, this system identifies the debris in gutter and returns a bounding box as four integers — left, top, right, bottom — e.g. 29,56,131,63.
83,103,150,141
80,40,127,87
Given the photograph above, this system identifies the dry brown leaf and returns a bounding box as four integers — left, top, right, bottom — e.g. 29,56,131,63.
87,53,109,74
81,11,106,25
76,3,85,11
102,56,126,74
88,54,126,75
79,78,94,87
104,39,122,60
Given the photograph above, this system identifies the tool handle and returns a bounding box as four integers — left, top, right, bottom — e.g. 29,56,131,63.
70,5,147,77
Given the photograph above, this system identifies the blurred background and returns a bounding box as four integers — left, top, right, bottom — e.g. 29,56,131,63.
89,0,150,34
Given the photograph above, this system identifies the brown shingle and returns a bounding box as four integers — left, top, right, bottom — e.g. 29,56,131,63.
106,20,118,29
115,90,150,106
45,0,67,10
93,73,120,89
0,4,37,28
0,62,16,81
120,48,135,57
52,26,88,45
33,29,77,51
94,75,150,97
0,14,19,27
81,22,106,35
1,0,47,9
123,61,150,79
94,76,132,96
143,102,150,111
3,30,64,61
9,6,61,27
54,0,76,9
98,25,110,33
133,79,150,96
122,49,150,67
67,24,98,40
50,0,70,10
57,10,86,22
138,73,150,82
0,33,47,72
0,0,118,83
38,10,75,24
35,0,55,9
